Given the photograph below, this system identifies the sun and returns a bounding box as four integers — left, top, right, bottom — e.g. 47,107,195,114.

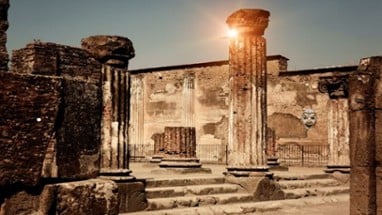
227,28,238,38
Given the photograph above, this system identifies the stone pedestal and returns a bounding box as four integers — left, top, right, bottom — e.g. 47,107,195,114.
154,127,210,174
150,132,165,163
318,76,350,174
225,9,271,177
82,35,135,181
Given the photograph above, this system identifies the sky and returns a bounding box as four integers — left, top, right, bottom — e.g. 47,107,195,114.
7,0,382,70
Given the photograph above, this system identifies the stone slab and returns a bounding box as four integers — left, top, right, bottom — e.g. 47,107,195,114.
117,181,148,213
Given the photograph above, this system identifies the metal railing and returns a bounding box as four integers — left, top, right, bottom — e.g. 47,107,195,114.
129,143,154,161
196,144,227,164
277,143,329,167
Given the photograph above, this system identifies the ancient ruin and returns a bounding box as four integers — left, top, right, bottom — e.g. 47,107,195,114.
1,1,381,214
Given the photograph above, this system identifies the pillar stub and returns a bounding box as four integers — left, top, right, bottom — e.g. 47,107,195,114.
226,9,270,36
81,35,135,68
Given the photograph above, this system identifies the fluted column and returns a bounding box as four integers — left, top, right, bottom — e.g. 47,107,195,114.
225,9,270,176
130,75,145,146
318,76,350,173
182,73,195,127
81,35,135,180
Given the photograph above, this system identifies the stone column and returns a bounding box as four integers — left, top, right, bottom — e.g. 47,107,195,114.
348,56,382,215
225,9,270,176
318,76,350,174
81,35,135,180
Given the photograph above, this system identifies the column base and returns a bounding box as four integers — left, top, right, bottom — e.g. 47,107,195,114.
267,157,289,171
159,157,201,168
224,166,273,178
324,165,351,174
149,155,163,163
153,157,212,174
99,168,135,182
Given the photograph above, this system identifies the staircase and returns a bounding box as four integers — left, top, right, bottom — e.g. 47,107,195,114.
275,172,349,199
123,172,349,215
144,176,253,211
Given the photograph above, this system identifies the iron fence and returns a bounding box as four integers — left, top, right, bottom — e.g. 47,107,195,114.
277,143,329,167
129,143,154,161
196,144,227,164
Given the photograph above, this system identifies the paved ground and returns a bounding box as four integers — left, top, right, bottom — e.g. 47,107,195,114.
129,162,350,215
259,200,349,215
129,162,327,179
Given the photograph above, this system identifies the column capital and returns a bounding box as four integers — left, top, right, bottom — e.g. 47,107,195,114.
318,75,349,99
81,35,135,67
226,9,270,36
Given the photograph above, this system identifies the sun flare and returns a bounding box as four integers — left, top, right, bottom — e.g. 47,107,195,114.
227,28,238,38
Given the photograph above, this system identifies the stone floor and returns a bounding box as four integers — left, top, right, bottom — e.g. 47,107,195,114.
130,162,331,179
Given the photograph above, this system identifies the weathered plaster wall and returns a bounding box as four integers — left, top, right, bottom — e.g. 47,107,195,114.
131,57,356,162
268,74,328,145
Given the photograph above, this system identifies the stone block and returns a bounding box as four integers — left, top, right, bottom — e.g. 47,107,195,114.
350,166,376,215
117,181,147,213
0,179,119,215
0,72,101,186
54,78,102,179
0,72,61,186
0,185,56,215
349,111,375,167
55,179,119,215
225,175,284,201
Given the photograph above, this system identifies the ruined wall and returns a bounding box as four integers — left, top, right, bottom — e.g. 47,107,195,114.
130,57,356,162
268,73,328,145
11,42,101,82
0,40,120,214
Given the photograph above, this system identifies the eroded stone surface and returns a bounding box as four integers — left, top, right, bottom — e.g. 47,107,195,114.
0,72,61,186
81,35,135,66
56,179,119,215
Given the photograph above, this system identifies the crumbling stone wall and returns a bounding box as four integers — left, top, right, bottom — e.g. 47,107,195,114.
130,57,356,162
11,42,101,82
0,38,122,214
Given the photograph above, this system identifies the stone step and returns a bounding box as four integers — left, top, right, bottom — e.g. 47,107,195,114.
123,193,349,215
145,176,225,188
146,193,254,211
278,178,341,189
146,183,240,199
283,186,349,199
274,172,330,181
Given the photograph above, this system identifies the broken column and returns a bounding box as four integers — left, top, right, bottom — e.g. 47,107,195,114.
318,76,350,174
81,35,135,180
156,127,211,173
225,9,270,176
348,56,382,215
